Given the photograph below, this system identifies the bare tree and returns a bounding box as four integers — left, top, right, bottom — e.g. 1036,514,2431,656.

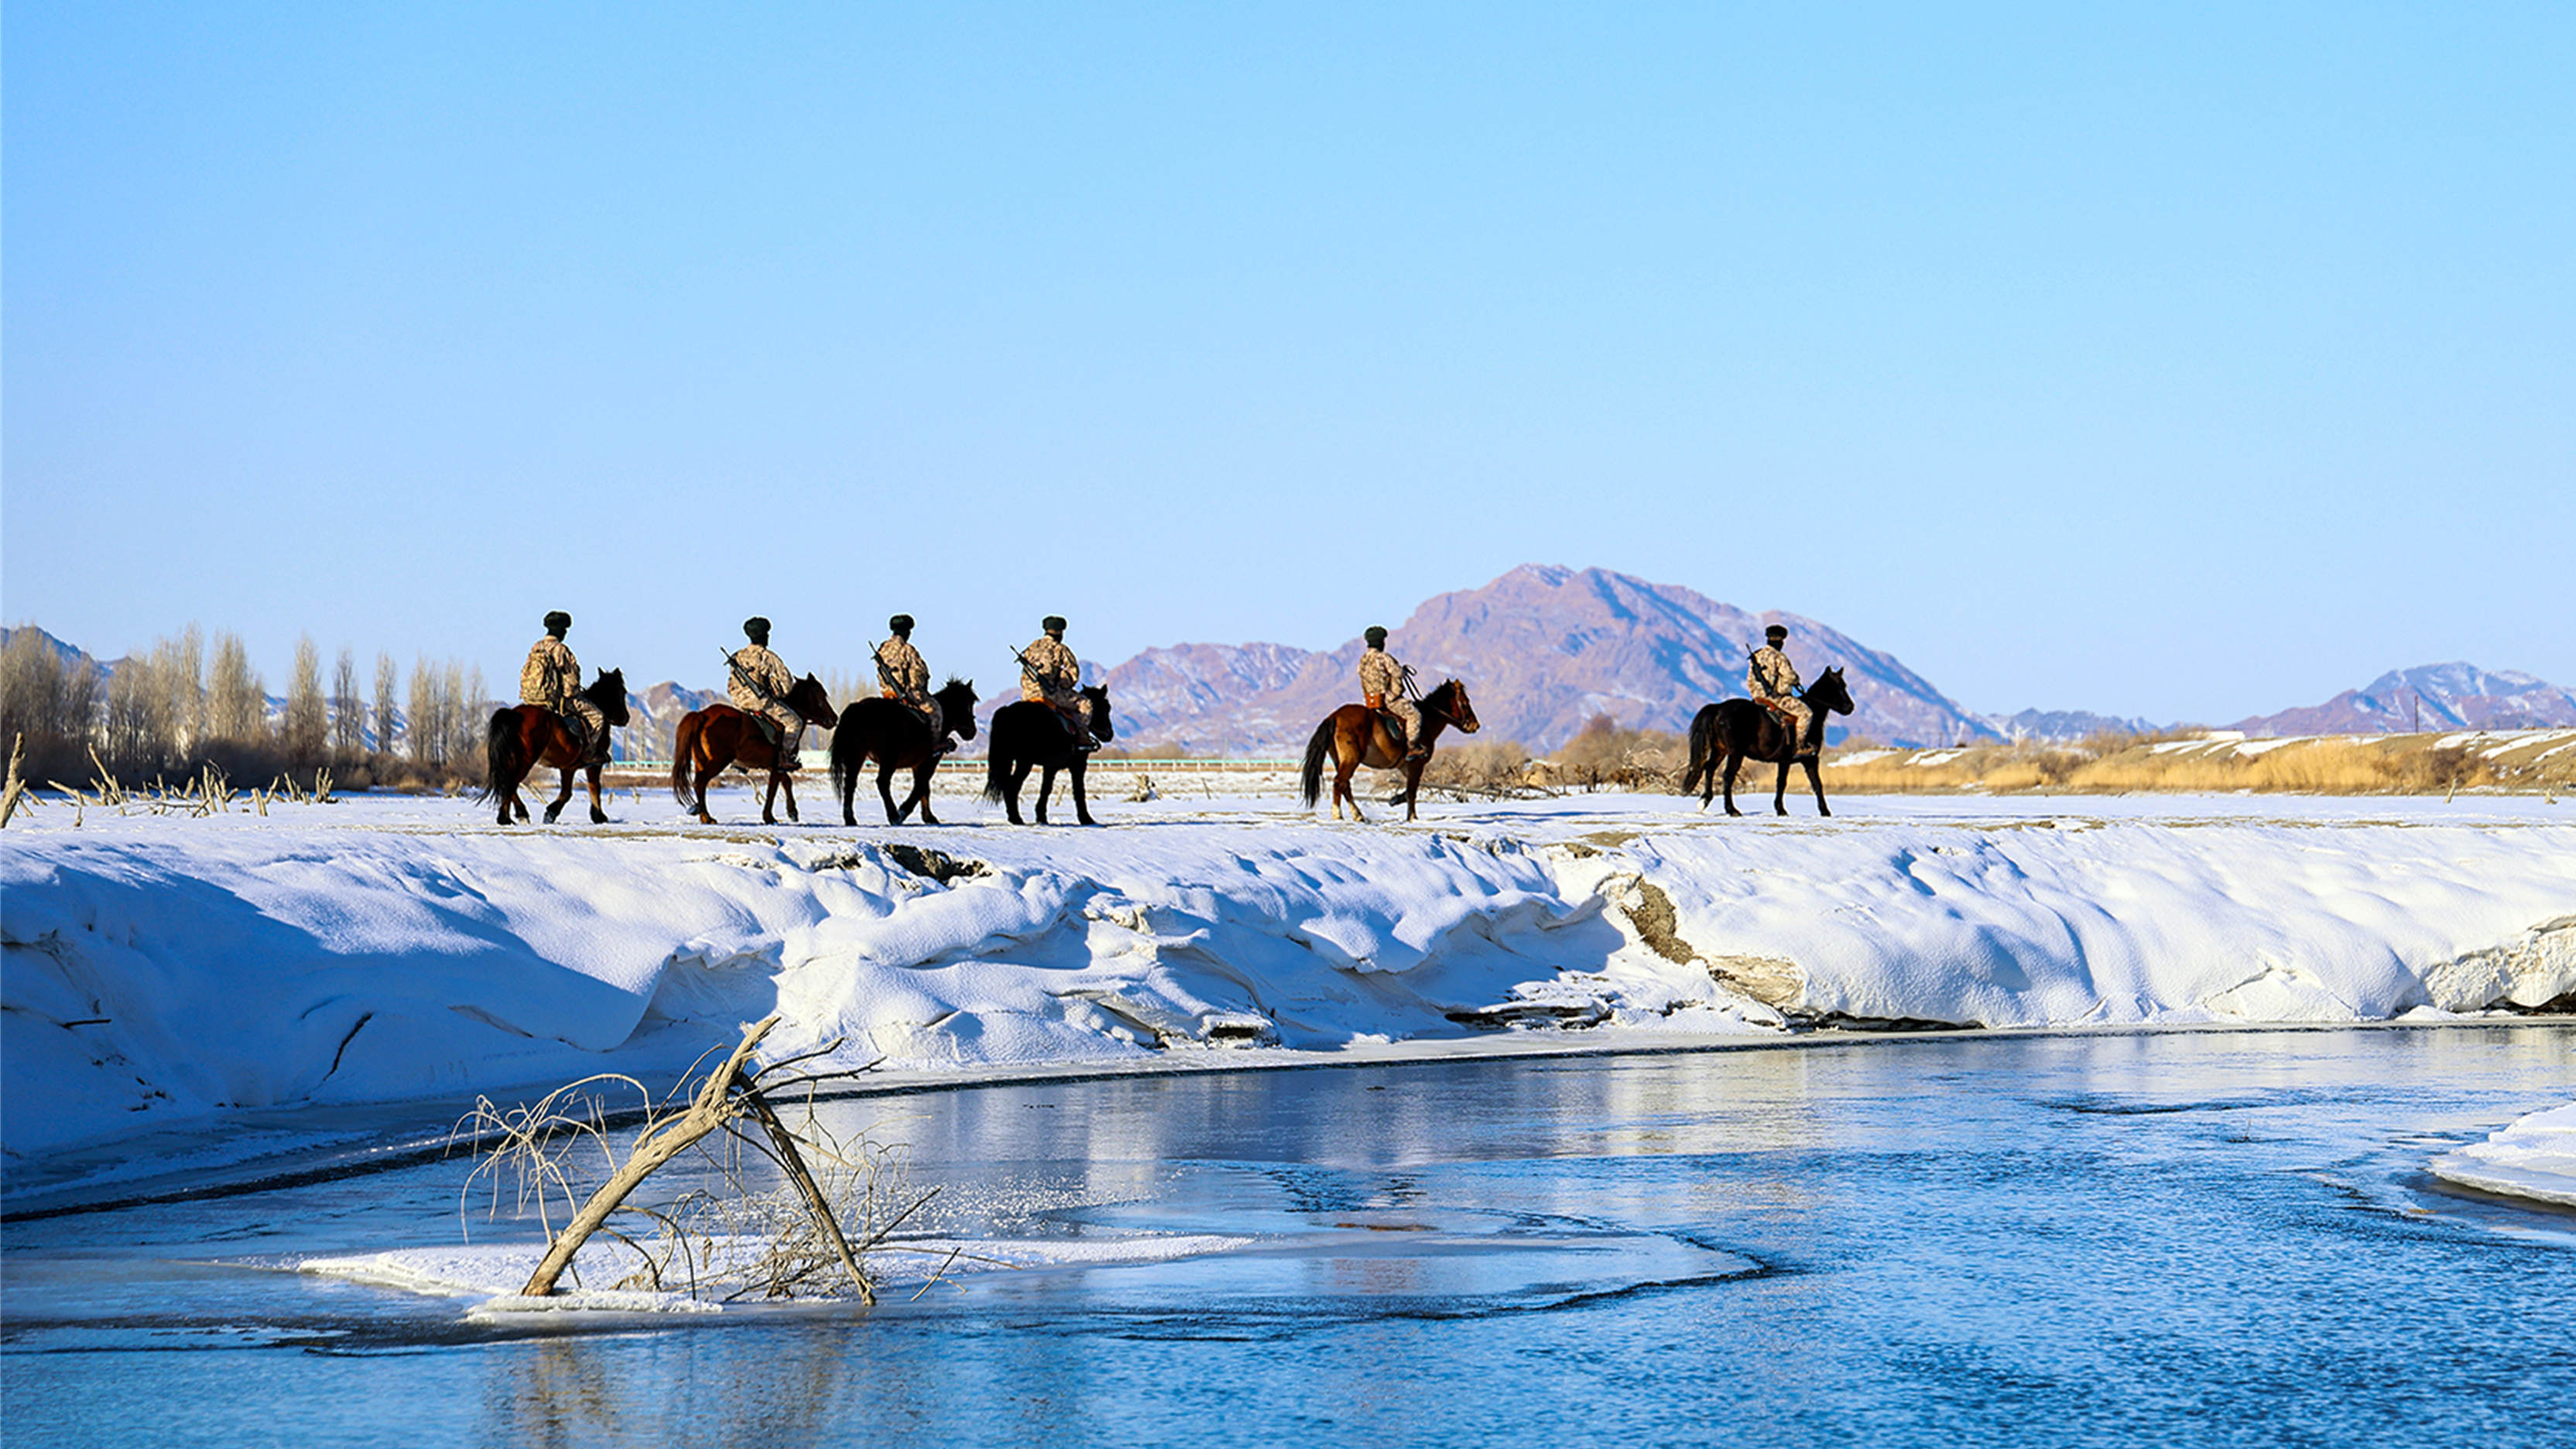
163,625,205,756
0,629,102,781
332,646,363,759
207,632,265,743
286,635,327,767
409,656,441,766
374,652,399,757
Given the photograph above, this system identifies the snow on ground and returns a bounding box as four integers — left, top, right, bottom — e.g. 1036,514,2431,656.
298,1231,1254,1314
2431,1101,2576,1208
5,786,2573,1168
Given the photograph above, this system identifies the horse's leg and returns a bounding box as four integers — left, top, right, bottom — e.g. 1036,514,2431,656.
1033,762,1057,825
1070,757,1094,826
690,750,721,825
1773,757,1792,816
1401,755,1426,822
1334,736,1365,823
1721,751,1744,817
779,766,800,824
1806,758,1831,817
879,760,906,825
913,760,942,826
1003,759,1030,824
543,762,574,824
585,764,608,824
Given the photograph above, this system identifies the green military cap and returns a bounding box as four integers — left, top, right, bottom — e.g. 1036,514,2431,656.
1042,615,1067,632
889,614,914,635
745,616,772,642
1764,624,1788,639
543,610,571,633
1365,625,1388,646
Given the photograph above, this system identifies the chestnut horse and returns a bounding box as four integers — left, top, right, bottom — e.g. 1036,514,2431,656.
830,677,980,826
483,668,633,826
983,685,1115,825
1298,679,1479,822
1676,666,1857,817
670,674,840,825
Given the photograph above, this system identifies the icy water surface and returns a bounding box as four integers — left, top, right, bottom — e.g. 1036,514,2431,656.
6,1026,2573,1447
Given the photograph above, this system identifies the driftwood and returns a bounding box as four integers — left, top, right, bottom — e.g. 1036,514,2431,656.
514,1016,875,1303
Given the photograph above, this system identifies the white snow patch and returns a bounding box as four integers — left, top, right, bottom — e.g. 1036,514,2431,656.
6,792,2574,1164
2430,1101,2576,1208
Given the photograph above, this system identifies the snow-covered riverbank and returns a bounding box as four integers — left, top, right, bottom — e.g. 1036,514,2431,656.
6,790,2571,1168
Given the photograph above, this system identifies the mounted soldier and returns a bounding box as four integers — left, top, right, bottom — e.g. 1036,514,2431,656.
874,614,948,755
726,616,807,772
1746,623,1814,759
1016,615,1098,751
519,611,608,765
1358,625,1426,762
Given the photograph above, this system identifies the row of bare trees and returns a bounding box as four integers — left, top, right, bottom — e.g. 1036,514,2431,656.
2,625,489,790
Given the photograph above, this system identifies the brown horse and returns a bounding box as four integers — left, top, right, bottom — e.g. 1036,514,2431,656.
1299,679,1479,822
670,674,840,825
1676,666,1858,817
830,678,980,826
483,668,632,826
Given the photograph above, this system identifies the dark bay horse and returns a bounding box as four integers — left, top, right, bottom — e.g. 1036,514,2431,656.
831,678,980,826
670,675,840,825
983,685,1114,825
483,669,632,826
1299,679,1479,823
1677,666,1857,817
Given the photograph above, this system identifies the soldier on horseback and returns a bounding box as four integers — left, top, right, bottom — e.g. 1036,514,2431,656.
875,614,949,755
1018,615,1098,751
726,616,807,772
519,611,608,764
1747,623,1814,759
1358,625,1427,762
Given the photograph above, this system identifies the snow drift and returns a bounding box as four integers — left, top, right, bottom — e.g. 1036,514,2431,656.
6,793,2572,1163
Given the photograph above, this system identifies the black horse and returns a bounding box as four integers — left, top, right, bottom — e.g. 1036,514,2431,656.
831,678,980,826
982,685,1115,825
1677,666,1858,817
483,668,633,826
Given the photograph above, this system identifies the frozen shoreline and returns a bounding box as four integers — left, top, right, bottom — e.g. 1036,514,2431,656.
7,790,2573,1176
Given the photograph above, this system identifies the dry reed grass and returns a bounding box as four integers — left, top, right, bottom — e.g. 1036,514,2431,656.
1821,729,2574,796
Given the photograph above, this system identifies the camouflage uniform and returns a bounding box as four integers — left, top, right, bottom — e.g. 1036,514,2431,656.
728,644,805,765
520,635,607,763
876,637,943,736
1019,634,1094,736
1747,642,1814,754
1358,647,1423,753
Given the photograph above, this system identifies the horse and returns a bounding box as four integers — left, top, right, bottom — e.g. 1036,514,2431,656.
1676,666,1858,817
830,678,981,826
982,685,1115,825
669,674,841,825
482,669,634,827
1298,679,1480,823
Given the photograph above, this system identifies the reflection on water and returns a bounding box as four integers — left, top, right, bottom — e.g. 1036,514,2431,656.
5,1026,2572,1448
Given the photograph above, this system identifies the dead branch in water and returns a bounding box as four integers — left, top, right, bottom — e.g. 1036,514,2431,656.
456,1016,903,1305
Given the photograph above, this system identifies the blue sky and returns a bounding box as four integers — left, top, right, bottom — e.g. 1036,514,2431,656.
6,2,2570,724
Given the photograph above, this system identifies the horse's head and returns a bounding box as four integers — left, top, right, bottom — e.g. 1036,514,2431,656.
790,673,841,729
589,668,633,728
1807,666,1855,717
1431,679,1480,734
1082,683,1115,743
937,677,980,740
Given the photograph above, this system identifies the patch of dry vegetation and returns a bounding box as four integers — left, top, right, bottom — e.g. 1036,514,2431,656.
1823,729,2576,796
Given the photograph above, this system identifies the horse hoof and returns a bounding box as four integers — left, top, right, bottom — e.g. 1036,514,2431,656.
589,810,608,824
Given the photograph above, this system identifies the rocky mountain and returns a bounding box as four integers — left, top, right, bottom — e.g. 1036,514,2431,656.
2232,663,2576,736
1980,707,2168,743
1100,564,1999,753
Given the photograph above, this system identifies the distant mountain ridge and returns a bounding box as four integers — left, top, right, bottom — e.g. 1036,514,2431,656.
2231,663,2576,736
1101,565,1998,752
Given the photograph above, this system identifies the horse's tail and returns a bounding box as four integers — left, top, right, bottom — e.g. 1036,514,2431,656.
1679,709,1714,796
478,708,522,804
982,727,1012,803
670,712,703,808
1299,716,1334,808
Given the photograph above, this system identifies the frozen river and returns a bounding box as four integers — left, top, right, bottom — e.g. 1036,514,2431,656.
5,1025,2571,1447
